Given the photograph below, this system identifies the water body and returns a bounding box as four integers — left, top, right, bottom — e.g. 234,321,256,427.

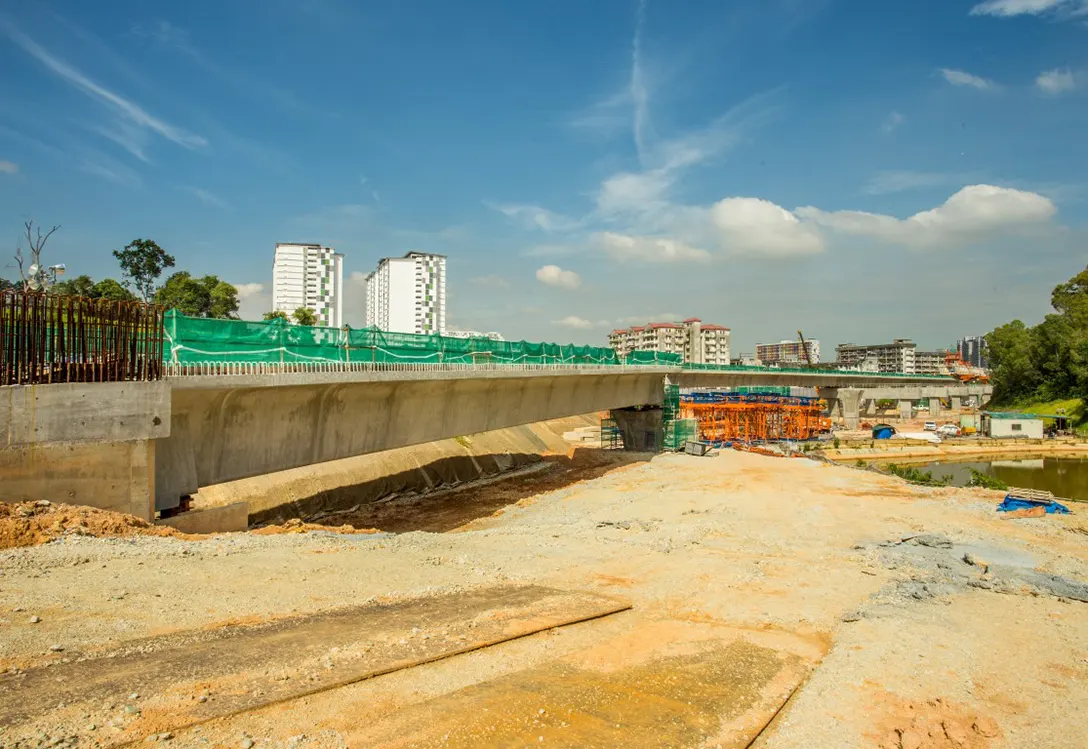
912,456,1088,501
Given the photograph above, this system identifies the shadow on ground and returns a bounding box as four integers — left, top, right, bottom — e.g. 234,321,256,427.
252,448,652,534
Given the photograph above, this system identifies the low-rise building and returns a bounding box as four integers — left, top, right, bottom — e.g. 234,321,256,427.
756,339,821,365
608,317,730,365
982,412,1043,439
836,339,916,374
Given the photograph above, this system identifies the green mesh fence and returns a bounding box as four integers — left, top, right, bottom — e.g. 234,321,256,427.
162,311,671,366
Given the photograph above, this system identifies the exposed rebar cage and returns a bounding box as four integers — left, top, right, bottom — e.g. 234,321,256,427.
680,392,830,443
0,290,164,386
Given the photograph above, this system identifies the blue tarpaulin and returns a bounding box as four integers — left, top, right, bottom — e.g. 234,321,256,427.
997,496,1071,514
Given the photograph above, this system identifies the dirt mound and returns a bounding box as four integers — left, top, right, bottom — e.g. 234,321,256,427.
250,518,381,536
0,501,184,549
869,693,1002,749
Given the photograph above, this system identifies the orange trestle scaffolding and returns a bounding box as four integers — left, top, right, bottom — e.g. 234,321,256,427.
680,396,831,443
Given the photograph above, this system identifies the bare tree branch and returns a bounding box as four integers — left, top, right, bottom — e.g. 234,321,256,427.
13,220,60,290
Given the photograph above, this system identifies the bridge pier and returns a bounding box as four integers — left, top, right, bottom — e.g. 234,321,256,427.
951,396,962,412
930,398,942,418
899,400,913,421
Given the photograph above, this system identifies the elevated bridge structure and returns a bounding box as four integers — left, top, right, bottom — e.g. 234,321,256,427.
0,362,989,520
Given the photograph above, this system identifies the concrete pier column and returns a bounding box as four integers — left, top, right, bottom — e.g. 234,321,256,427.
899,400,913,421
839,388,863,430
951,396,962,412
930,398,942,418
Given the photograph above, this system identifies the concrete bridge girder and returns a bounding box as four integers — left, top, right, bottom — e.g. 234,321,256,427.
2,369,982,520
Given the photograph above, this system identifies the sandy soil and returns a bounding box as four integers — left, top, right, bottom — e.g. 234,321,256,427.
2,450,1086,748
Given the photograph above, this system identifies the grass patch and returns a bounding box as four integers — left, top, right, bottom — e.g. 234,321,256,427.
454,435,472,449
885,463,953,486
967,468,1008,491
997,397,1087,437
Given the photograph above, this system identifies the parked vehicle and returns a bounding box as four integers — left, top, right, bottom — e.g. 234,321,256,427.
937,424,960,437
924,421,937,431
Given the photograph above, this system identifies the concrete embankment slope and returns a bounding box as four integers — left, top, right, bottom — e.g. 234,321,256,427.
824,436,1088,463
195,413,603,525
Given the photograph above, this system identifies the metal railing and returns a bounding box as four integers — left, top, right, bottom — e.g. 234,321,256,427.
0,289,165,385
163,360,678,377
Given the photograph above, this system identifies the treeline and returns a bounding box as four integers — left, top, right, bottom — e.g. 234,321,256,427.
2,226,241,319
3,222,323,324
985,264,1088,404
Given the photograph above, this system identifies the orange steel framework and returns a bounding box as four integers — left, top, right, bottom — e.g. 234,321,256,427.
680,396,831,443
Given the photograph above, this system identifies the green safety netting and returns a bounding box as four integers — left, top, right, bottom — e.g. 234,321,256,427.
162,311,666,366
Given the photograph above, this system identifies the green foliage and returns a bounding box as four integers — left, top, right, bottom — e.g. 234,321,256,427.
114,238,175,301
832,436,840,449
50,275,136,301
292,307,317,326
856,459,868,468
0,277,15,291
263,310,289,321
967,468,1008,491
884,463,952,486
875,399,896,409
155,272,239,319
93,278,137,301
454,436,472,449
987,264,1088,405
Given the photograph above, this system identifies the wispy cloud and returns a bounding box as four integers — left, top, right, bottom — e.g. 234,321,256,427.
233,282,264,298
1036,68,1077,94
553,315,610,329
130,21,304,113
881,111,904,135
970,0,1088,18
939,68,999,91
0,17,206,149
864,170,965,195
470,274,511,289
182,186,232,211
0,160,18,175
91,120,150,162
486,202,582,232
80,154,141,188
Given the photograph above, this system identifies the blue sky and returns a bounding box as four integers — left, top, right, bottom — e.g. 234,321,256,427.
1,0,1086,353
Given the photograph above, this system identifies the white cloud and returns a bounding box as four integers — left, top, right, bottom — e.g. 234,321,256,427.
970,0,1087,17
183,186,232,211
487,202,579,232
597,232,711,263
882,111,904,135
554,315,594,329
348,271,369,285
536,265,582,289
710,198,825,257
796,184,1056,248
1,19,206,149
0,160,17,174
939,68,999,91
596,170,673,217
233,282,264,298
1036,68,1077,94
470,274,510,289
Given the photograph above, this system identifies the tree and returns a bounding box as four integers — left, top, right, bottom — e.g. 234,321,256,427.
154,272,240,318
263,310,289,321
114,239,175,302
206,277,240,319
13,220,60,290
292,307,317,326
51,274,97,298
986,320,1038,403
0,277,15,291
93,278,137,301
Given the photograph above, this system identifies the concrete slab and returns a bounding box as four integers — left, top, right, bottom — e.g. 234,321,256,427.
0,585,631,744
156,502,249,534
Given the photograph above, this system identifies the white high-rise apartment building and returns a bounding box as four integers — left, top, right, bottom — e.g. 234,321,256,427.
364,252,446,335
608,318,731,365
272,243,344,327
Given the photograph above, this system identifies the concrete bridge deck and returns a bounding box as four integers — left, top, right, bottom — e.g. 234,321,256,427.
1,364,987,521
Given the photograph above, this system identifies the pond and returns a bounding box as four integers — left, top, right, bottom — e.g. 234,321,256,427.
909,456,1088,501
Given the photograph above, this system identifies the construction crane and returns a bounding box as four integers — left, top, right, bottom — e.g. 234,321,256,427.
797,330,814,367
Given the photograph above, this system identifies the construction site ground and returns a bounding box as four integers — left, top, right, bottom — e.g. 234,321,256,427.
3,449,1088,748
